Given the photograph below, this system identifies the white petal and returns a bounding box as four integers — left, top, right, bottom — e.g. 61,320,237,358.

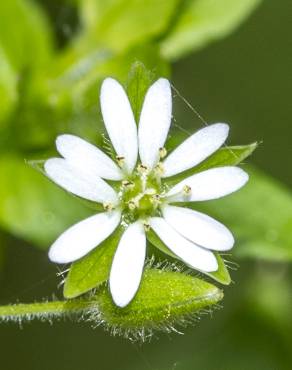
56,134,123,181
150,217,217,272
162,205,234,251
109,221,146,307
162,123,229,177
166,166,249,202
49,210,121,263
44,158,118,204
100,78,138,174
138,78,172,169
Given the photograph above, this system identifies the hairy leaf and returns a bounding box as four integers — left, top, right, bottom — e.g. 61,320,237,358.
0,268,223,339
97,268,223,332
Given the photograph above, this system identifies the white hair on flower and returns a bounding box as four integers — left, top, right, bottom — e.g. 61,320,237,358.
44,77,249,307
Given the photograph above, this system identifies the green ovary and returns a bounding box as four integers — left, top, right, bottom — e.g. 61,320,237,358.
119,171,163,221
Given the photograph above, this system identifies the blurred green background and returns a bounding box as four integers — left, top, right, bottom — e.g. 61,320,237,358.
0,0,292,369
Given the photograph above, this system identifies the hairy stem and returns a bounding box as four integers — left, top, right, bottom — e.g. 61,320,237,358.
0,298,97,322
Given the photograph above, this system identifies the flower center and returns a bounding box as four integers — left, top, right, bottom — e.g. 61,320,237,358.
119,166,163,222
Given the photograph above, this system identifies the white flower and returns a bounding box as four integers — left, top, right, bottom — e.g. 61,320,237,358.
45,77,248,308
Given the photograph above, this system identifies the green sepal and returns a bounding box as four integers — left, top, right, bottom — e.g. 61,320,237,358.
126,61,155,123
147,228,178,259
64,227,124,299
165,143,257,187
204,253,231,286
195,143,258,170
147,230,231,285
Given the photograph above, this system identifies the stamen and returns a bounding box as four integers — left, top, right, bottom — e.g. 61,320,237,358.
151,194,161,206
183,185,192,195
159,147,167,159
143,222,151,232
163,185,192,204
103,202,115,211
121,180,134,189
154,162,164,176
137,164,149,174
116,155,125,167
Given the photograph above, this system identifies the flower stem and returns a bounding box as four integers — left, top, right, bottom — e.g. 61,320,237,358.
0,298,97,323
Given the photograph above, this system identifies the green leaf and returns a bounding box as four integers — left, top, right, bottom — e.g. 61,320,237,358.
0,47,17,125
0,0,54,71
147,229,231,285
0,268,223,338
64,227,124,299
193,166,292,261
165,143,257,187
0,155,92,248
161,0,262,60
78,0,180,53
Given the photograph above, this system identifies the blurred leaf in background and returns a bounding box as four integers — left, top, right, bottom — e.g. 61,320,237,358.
0,0,53,72
0,47,17,126
0,156,92,247
77,0,180,53
160,0,262,59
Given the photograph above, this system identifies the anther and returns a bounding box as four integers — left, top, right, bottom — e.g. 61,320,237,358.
116,155,125,167
143,223,151,232
137,164,149,174
154,162,164,176
183,185,192,195
159,147,167,159
121,180,134,189
103,202,114,211
151,194,161,205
